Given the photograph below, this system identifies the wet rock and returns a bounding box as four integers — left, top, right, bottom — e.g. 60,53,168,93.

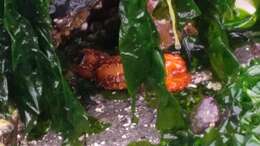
183,22,198,36
50,0,102,47
252,43,260,57
0,119,14,145
191,96,220,134
147,0,174,49
188,70,214,89
235,46,254,64
234,43,260,65
147,0,199,50
191,70,212,85
0,119,14,136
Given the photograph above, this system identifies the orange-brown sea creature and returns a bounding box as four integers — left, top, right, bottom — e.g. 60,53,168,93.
76,49,190,91
76,49,109,80
95,56,126,90
164,53,191,92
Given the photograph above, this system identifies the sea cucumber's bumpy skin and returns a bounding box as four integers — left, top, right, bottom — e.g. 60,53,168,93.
76,49,126,90
164,53,191,92
76,49,109,79
76,49,190,91
95,56,126,90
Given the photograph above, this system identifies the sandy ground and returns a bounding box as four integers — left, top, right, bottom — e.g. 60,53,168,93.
2,70,214,146
21,95,160,146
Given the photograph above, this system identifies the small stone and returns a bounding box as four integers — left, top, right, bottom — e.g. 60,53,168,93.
124,107,131,112
94,1,103,9
53,18,63,24
93,142,100,146
187,83,198,88
78,135,85,141
192,71,212,84
163,133,176,140
58,136,63,140
112,91,116,95
81,22,88,30
130,123,137,129
117,115,124,120
95,104,105,113
123,123,131,127
17,134,22,140
30,141,37,145
121,134,127,139
150,124,155,128
206,82,222,91
139,96,145,101
122,117,131,127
